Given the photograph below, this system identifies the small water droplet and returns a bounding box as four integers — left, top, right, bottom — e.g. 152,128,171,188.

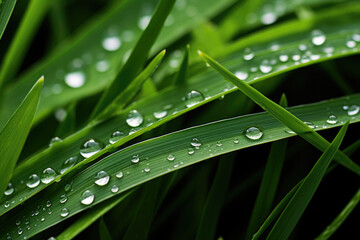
64,71,85,88
299,44,307,51
111,185,119,193
347,105,359,116
49,137,62,147
4,201,9,208
95,60,110,72
188,148,195,155
311,30,326,46
261,12,277,25
95,171,110,186
80,190,94,205
304,121,315,129
216,141,223,147
65,182,73,192
60,194,68,204
26,174,40,188
109,131,125,144
16,220,21,225
131,154,140,164
353,33,360,42
190,137,202,149
167,154,175,161
60,208,69,217
234,138,239,144
235,71,248,80
184,90,205,107
138,15,151,30
292,54,300,61
80,139,104,158
126,110,144,127
102,36,121,51
46,200,52,207
243,48,255,60
144,167,151,172
259,61,272,74
116,171,123,179
346,40,356,49
60,156,78,174
245,127,263,140
18,228,23,235
153,110,167,119
326,115,338,124
4,182,14,196
41,168,57,184
279,54,288,62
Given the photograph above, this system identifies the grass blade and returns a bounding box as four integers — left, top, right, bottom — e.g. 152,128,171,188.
55,103,76,138
174,45,190,86
99,218,113,240
0,0,16,39
198,51,360,176
0,76,43,201
91,0,176,117
266,122,349,240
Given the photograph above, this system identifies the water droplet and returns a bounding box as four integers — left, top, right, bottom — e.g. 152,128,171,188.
126,110,144,127
311,30,326,46
49,137,62,147
16,220,21,225
102,36,121,51
95,171,110,186
190,138,202,149
109,131,125,144
216,141,223,147
243,48,255,60
64,71,85,88
188,148,195,155
184,90,205,107
80,190,94,205
292,54,300,61
304,121,315,129
46,200,52,207
18,228,23,235
235,71,248,80
116,171,123,179
65,182,73,192
60,208,69,217
261,12,277,25
299,44,307,51
326,115,338,124
259,61,272,73
138,15,151,30
279,54,288,62
346,40,356,49
55,108,67,122
4,182,14,196
167,154,175,161
234,138,239,144
144,167,151,172
4,201,9,208
95,60,110,72
26,174,40,188
131,154,140,164
60,156,78,174
353,33,360,42
153,110,167,119
80,139,104,158
41,168,57,184
347,105,359,116
245,127,263,140
48,237,56,240
60,194,68,204
111,185,119,193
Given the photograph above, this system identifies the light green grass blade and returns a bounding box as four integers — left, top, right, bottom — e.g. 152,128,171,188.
91,0,176,118
198,50,360,175
0,76,43,202
266,122,349,240
55,103,76,138
99,218,113,240
56,190,133,240
0,0,52,89
315,187,360,240
1,95,359,239
95,50,166,121
0,0,16,39
246,95,288,239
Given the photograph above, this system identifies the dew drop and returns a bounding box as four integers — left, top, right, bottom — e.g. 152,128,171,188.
80,190,94,205
184,90,205,107
131,154,140,164
138,15,151,30
167,154,175,161
243,48,255,61
60,194,68,204
80,139,104,158
216,141,223,147
18,228,23,235
116,171,123,179
235,71,248,80
190,137,202,149
46,200,52,207
153,110,167,119
94,171,110,186
279,54,288,62
41,168,57,184
311,30,326,46
245,127,263,140
347,105,359,116
304,121,315,129
188,148,195,155
234,138,239,144
64,71,85,88
346,40,356,49
26,174,40,188
144,167,151,173
4,201,9,208
261,12,277,25
49,137,62,147
95,60,110,72
259,61,272,74
126,110,144,127
102,36,121,51
60,208,69,217
326,115,338,125
353,33,360,42
60,156,78,174
111,185,119,193
109,131,125,144
4,183,14,196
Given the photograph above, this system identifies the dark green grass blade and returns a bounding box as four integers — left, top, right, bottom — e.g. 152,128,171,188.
99,218,112,240
55,103,76,138
198,51,360,176
95,50,166,121
196,156,234,240
91,0,176,118
266,122,349,240
0,76,43,201
246,95,288,239
315,187,360,240
0,0,16,39
174,45,190,86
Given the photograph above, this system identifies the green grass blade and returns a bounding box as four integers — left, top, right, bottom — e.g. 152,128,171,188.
95,50,166,121
91,0,176,118
320,62,353,95
246,95,288,239
174,45,190,86
0,76,43,201
55,103,76,138
266,122,349,240
198,51,360,176
0,0,16,39
196,156,234,240
0,0,52,89
315,187,360,240
99,218,113,240
56,190,133,240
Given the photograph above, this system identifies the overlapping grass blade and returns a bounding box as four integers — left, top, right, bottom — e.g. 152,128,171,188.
266,122,348,240
99,217,113,240
0,0,16,39
0,76,43,201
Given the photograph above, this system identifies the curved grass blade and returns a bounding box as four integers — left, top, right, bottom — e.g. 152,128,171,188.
198,50,360,175
0,76,43,202
1,95,359,239
0,0,16,39
266,122,349,240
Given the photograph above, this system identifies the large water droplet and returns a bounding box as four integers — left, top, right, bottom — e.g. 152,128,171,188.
131,155,140,164
60,156,78,174
26,174,40,188
311,30,326,46
80,139,104,158
80,190,94,205
126,110,144,127
326,115,338,124
60,208,69,217
190,137,202,149
4,183,14,196
111,185,119,193
49,137,62,147
64,72,85,88
167,154,175,161
41,168,57,184
60,194,68,204
346,40,356,49
109,131,125,144
347,105,359,116
102,36,121,51
245,127,263,140
94,171,110,186
138,15,151,30
184,90,205,107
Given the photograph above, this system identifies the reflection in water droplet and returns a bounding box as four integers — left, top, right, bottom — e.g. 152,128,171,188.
80,139,104,158
102,36,121,51
311,30,326,46
49,137,62,147
235,71,248,80
60,208,69,217
95,171,110,186
109,131,125,144
116,171,123,179
326,115,338,124
126,110,144,127
184,90,205,107
81,190,94,205
245,127,263,140
4,183,14,196
347,105,359,116
41,168,57,184
60,156,78,174
138,15,151,30
167,154,175,161
65,72,85,88
111,185,119,193
27,174,40,188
